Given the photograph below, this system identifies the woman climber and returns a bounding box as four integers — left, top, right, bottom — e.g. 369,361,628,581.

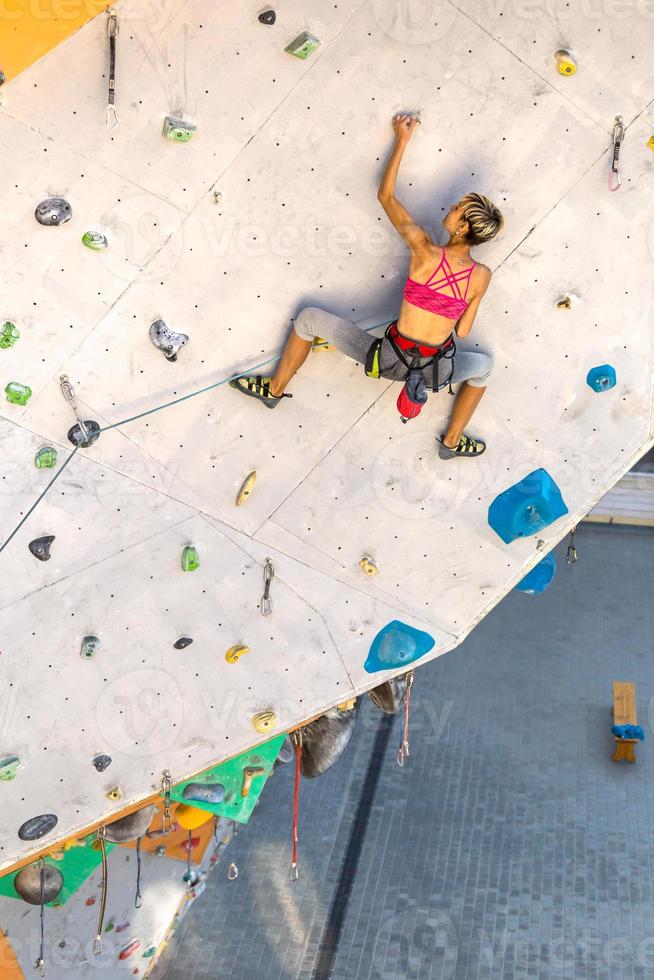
230,113,503,459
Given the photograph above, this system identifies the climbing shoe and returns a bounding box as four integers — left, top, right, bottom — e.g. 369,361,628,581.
437,433,486,460
229,375,292,408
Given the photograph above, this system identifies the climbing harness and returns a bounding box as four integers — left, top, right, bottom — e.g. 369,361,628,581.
93,826,108,955
134,837,143,908
608,115,624,192
566,526,578,564
396,671,415,766
161,770,173,834
261,558,274,616
365,322,455,423
106,7,119,129
34,859,46,977
290,732,302,880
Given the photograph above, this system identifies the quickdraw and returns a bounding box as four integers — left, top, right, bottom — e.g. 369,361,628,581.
608,115,624,192
566,526,578,564
261,558,274,616
134,836,143,909
396,671,415,766
34,859,46,977
93,827,108,956
290,731,302,880
106,7,119,129
161,770,173,835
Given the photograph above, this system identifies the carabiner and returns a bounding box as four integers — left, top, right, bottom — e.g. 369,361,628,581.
107,7,119,37
608,114,624,192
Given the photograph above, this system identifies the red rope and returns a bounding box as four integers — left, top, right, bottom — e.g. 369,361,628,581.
291,736,302,878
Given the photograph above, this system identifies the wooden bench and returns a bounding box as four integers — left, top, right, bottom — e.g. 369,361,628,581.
612,681,639,763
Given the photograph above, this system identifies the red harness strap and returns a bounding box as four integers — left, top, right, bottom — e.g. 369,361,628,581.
388,321,454,358
290,734,302,879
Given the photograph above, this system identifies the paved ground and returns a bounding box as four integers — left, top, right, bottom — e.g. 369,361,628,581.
155,524,654,980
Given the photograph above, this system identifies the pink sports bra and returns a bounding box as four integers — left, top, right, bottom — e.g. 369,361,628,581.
403,247,476,320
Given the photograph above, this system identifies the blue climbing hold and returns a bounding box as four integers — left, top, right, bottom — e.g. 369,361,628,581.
488,469,568,544
612,724,645,741
515,553,557,595
586,364,616,392
364,620,435,674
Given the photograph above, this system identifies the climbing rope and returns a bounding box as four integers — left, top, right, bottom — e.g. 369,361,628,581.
185,830,193,892
396,671,415,766
34,858,46,977
134,836,143,908
0,320,395,558
290,731,303,880
93,827,108,955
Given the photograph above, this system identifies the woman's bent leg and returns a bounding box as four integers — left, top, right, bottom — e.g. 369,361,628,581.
271,307,374,395
440,350,492,455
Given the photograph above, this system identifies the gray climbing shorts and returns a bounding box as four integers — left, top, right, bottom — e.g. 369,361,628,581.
293,306,492,390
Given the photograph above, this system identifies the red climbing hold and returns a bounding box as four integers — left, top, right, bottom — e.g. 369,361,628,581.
181,835,200,854
85,897,96,906
119,940,141,960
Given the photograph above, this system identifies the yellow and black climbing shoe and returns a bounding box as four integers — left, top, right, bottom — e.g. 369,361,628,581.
229,375,292,408
437,433,486,460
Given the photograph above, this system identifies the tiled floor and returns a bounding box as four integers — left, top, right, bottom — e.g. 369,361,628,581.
155,524,654,979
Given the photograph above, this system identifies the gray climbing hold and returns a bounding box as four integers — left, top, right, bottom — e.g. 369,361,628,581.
173,636,193,650
18,813,58,841
258,9,276,24
67,420,100,448
275,736,294,766
299,702,360,778
103,804,157,843
92,753,112,772
0,71,5,86
28,535,55,561
80,635,100,659
14,864,64,905
149,319,189,362
35,197,72,226
182,782,226,805
368,676,409,715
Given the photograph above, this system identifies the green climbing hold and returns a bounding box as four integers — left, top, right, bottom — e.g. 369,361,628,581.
0,321,19,349
0,756,21,781
82,231,108,251
5,382,32,406
181,545,199,572
80,635,100,659
142,946,157,958
162,116,196,142
34,447,58,469
285,31,320,59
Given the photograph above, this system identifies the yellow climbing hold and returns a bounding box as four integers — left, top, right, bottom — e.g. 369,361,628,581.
556,296,572,310
647,135,654,151
174,803,213,830
337,698,357,711
240,766,266,798
106,786,122,801
312,336,334,351
359,557,379,576
252,710,277,734
554,49,577,75
236,470,256,506
225,644,250,664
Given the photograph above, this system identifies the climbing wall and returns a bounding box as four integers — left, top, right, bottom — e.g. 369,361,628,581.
1,0,653,878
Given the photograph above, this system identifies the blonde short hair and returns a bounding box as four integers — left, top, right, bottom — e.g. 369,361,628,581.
460,192,504,245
